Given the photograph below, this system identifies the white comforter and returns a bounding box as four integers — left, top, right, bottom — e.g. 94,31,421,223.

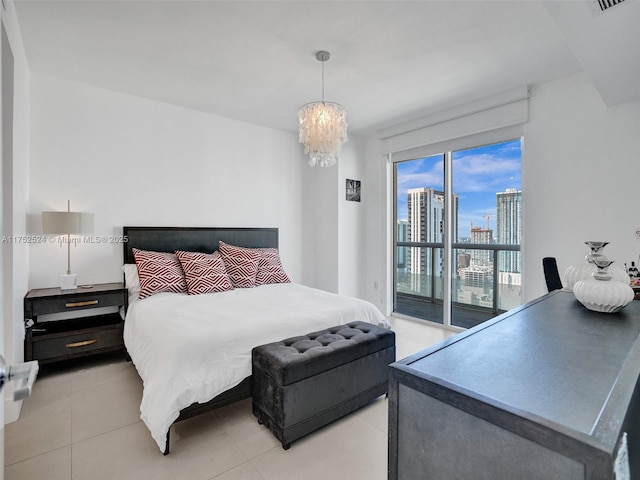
123,283,390,451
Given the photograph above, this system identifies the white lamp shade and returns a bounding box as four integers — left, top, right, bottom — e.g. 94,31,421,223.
42,211,94,235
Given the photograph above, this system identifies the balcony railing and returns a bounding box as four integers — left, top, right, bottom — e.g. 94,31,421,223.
395,241,521,328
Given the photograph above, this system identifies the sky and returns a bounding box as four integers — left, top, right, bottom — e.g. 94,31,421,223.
396,139,522,238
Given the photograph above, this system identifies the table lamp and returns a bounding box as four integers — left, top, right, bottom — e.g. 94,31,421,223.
42,200,94,290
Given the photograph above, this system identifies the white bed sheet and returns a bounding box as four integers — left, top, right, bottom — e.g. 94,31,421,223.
123,282,390,451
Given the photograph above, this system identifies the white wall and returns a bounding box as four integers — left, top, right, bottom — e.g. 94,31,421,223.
364,71,640,313
523,73,640,301
338,136,366,298
1,1,31,423
301,148,338,292
364,139,390,314
300,133,369,297
28,74,307,288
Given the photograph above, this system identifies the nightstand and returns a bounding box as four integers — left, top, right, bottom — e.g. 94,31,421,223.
24,282,128,364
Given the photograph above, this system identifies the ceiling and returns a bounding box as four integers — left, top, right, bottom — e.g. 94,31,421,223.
13,0,640,136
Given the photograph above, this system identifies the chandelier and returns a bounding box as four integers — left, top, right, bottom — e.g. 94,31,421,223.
298,51,348,168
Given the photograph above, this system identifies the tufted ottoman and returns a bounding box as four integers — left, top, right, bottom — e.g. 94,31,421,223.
251,321,395,449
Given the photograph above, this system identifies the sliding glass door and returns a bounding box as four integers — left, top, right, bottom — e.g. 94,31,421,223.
395,153,446,324
394,139,522,329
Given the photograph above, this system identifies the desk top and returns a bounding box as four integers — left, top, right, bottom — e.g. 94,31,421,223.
393,290,640,438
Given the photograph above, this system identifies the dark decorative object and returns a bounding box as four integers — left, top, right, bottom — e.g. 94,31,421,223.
346,179,361,202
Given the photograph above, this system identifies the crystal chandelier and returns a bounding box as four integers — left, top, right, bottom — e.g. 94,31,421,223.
298,51,348,168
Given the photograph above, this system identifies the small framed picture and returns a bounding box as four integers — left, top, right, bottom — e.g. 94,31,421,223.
346,179,361,202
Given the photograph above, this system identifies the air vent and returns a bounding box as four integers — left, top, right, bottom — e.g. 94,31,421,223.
593,0,625,12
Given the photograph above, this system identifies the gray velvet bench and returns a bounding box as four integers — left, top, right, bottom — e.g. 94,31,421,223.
251,321,395,449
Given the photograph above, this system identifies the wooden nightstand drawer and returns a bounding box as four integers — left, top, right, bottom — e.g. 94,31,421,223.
31,315,124,363
24,283,128,364
24,283,128,318
28,291,126,317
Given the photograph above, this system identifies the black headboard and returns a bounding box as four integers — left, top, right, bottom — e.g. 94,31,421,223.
123,226,279,264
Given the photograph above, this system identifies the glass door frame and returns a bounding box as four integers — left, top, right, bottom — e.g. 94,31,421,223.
392,138,523,329
392,152,451,327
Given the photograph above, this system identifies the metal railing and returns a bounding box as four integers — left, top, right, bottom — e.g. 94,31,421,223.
395,241,521,321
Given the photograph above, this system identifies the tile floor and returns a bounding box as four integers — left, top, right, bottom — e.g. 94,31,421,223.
5,317,455,480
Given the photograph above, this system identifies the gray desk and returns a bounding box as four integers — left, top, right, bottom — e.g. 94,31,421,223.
388,290,640,480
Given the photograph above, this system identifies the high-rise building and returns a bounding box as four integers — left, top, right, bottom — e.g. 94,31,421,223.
457,252,471,269
469,227,493,266
397,220,408,271
406,187,458,276
496,188,522,273
407,187,443,276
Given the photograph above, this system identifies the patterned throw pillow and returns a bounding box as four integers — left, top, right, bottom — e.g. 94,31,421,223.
255,248,291,285
218,241,260,288
175,250,233,295
133,248,187,299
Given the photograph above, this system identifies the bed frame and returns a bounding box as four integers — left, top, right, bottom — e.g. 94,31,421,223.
122,226,279,454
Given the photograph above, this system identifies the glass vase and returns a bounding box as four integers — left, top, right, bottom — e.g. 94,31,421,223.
563,241,629,291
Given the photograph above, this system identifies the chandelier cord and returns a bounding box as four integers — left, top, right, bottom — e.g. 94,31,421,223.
321,58,325,103
298,50,348,168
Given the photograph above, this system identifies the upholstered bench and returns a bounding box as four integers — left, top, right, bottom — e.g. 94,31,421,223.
251,321,395,449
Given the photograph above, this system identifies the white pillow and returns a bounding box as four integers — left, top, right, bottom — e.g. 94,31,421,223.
122,263,141,299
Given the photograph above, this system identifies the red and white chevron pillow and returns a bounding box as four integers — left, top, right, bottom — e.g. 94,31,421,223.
175,250,233,295
218,241,260,288
133,248,187,299
255,248,291,285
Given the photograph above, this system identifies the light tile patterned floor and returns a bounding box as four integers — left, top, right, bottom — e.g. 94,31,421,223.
5,317,454,480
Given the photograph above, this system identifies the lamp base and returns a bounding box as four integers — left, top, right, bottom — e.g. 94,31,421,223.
60,274,78,290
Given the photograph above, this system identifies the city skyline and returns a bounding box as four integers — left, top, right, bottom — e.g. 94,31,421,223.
396,139,522,238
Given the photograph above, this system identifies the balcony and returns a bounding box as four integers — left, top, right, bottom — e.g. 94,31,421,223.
395,242,521,329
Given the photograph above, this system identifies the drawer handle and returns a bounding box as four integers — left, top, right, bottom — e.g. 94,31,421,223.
66,339,98,348
65,300,99,308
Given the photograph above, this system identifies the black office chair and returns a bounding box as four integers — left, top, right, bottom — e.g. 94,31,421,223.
542,257,563,292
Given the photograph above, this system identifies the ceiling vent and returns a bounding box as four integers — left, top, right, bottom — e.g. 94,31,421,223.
592,0,626,14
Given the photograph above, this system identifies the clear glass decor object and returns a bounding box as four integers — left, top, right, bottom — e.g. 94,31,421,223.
563,241,629,290
573,259,634,313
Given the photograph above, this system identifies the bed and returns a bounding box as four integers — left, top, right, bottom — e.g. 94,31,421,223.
122,226,391,453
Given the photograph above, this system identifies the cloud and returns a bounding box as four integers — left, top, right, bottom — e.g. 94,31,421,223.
452,154,521,192
396,155,445,204
394,140,522,229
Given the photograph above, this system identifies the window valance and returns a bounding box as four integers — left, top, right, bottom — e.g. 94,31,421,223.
379,85,530,161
